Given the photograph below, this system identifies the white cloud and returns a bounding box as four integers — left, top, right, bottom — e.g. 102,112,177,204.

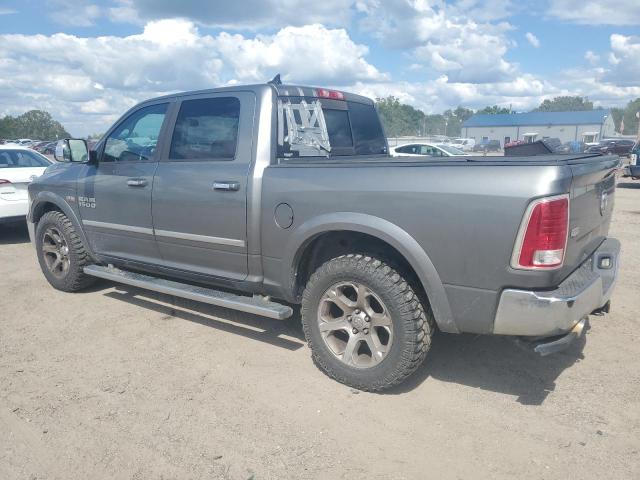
0,20,384,135
525,32,540,48
584,50,600,65
359,0,517,84
547,0,640,25
215,24,387,84
49,0,102,27
121,0,355,29
603,34,640,87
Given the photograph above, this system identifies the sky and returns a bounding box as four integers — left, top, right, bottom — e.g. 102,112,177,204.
0,0,639,136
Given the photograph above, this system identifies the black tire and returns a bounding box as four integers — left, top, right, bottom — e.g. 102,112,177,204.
35,211,95,292
301,254,433,391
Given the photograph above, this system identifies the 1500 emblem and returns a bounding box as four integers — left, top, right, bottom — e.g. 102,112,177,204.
78,196,96,209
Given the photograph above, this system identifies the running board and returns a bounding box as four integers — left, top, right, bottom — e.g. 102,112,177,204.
83,265,293,320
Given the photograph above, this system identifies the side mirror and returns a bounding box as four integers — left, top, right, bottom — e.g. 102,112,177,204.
54,139,91,163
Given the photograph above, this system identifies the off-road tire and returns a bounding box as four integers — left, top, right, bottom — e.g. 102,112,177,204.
301,254,433,391
35,211,95,292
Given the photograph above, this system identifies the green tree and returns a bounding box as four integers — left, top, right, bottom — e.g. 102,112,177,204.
375,96,426,137
0,110,70,140
534,96,593,112
620,98,640,136
610,107,624,133
442,107,474,137
477,105,511,114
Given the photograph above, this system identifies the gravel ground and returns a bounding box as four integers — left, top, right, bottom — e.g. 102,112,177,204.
1,181,639,480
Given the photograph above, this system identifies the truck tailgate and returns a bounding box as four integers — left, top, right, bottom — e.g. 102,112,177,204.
564,155,619,272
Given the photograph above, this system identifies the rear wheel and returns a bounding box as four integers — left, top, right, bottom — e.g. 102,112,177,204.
302,254,433,391
35,211,95,292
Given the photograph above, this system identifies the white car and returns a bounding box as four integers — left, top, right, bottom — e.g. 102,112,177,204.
0,146,52,223
450,138,476,151
390,143,468,157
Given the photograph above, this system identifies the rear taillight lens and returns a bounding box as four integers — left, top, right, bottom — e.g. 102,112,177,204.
511,194,569,270
0,179,11,185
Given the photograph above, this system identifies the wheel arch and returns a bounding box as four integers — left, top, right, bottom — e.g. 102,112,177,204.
30,192,95,260
284,213,458,333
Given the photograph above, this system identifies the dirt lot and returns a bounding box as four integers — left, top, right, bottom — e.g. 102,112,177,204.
1,183,639,480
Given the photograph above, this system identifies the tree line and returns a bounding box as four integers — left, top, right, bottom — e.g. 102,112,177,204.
376,95,640,138
3,97,639,142
0,110,70,141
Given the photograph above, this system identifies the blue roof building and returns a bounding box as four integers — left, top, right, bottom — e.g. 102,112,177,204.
461,110,615,146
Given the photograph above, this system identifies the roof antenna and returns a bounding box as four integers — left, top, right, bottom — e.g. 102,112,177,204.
268,73,282,86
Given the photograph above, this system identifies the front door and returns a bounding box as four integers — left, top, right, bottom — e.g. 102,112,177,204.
151,92,255,281
77,102,171,264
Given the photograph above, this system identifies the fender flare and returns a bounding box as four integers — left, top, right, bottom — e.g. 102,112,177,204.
30,191,96,260
282,212,458,333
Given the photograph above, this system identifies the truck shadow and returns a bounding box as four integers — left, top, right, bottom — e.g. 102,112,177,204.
616,182,640,189
387,329,586,405
0,222,30,245
104,286,306,352
101,284,584,404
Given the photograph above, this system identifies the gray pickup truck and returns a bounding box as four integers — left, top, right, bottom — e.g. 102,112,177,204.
28,80,620,391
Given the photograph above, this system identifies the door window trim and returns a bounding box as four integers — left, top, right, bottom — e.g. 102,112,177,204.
161,92,253,164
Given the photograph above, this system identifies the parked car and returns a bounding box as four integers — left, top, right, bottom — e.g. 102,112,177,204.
391,143,467,157
36,141,58,156
473,139,501,152
27,81,620,391
0,146,52,224
450,138,475,151
586,139,635,156
622,141,640,180
556,141,586,154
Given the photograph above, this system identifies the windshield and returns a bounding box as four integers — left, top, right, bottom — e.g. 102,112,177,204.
438,144,465,155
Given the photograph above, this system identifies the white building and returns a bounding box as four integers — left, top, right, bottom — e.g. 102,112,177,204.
462,110,615,147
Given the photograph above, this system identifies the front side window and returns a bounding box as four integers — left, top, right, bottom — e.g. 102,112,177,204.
103,103,168,162
170,97,240,160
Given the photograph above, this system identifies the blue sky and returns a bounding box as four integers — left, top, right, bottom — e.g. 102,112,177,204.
0,0,638,135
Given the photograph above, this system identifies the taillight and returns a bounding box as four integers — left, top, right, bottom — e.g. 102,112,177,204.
0,179,11,185
316,88,345,100
511,194,569,270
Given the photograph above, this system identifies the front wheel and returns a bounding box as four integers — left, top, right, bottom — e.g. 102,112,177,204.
301,254,433,391
35,211,95,292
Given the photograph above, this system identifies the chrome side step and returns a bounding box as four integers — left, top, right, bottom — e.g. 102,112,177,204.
83,265,293,320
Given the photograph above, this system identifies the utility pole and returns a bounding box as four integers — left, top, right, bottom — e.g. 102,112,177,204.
636,111,640,141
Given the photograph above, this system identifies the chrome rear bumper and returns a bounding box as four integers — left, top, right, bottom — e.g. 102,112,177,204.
494,238,620,336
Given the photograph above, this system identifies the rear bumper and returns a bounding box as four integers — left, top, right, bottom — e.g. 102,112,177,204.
493,238,620,336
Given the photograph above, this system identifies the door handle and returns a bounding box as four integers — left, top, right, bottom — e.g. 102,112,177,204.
213,181,240,191
127,178,148,187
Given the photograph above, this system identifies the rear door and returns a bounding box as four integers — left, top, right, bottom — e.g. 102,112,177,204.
151,92,255,281
77,101,171,263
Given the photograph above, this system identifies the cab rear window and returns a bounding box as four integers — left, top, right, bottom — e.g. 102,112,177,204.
277,97,387,158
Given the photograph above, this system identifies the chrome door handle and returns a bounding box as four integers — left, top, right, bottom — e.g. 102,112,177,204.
213,181,240,191
127,178,147,187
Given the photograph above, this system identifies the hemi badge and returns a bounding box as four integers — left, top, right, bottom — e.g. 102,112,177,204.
570,227,580,238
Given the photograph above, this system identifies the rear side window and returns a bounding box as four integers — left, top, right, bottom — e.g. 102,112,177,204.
348,101,386,155
170,97,240,160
